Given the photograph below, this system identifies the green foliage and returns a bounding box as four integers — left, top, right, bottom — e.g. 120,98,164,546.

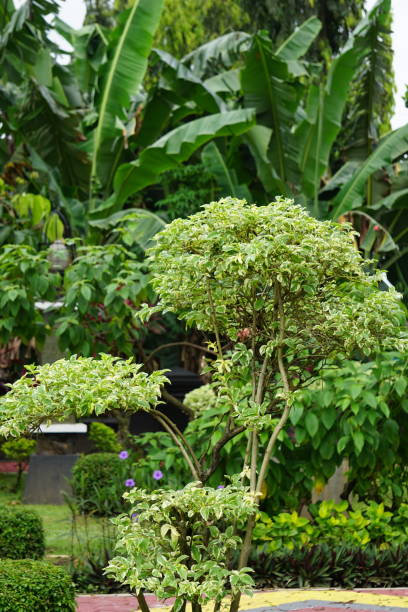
71,452,128,515
130,432,187,491
0,244,58,346
56,245,152,357
107,482,256,606
286,351,408,508
113,108,255,207
1,438,36,463
240,0,364,58
90,0,164,189
184,385,216,414
0,506,45,559
340,0,394,157
155,0,250,58
0,354,168,438
89,422,120,453
148,197,405,357
0,180,63,248
250,543,408,588
68,511,120,593
154,164,215,220
253,501,408,551
0,559,75,611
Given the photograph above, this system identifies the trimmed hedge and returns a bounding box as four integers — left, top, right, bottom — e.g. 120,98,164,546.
0,505,45,559
0,559,75,611
71,452,126,515
251,544,408,588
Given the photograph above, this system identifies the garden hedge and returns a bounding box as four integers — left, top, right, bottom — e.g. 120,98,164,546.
0,505,44,559
251,544,408,588
71,452,126,515
0,559,75,611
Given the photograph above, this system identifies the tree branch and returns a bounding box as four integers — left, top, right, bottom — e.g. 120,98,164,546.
161,387,195,419
207,278,223,359
203,425,245,482
150,409,200,480
145,342,216,365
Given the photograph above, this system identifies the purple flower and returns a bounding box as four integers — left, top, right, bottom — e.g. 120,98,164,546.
125,479,135,488
217,485,224,489
131,513,139,522
119,450,129,460
153,470,163,480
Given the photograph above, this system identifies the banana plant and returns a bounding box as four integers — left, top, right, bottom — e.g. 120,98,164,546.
89,0,165,195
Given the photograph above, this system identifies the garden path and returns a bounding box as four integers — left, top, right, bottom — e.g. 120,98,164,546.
76,589,408,612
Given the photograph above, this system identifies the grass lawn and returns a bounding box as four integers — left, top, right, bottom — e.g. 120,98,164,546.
0,473,112,557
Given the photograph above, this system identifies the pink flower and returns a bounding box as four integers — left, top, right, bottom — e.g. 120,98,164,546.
237,328,251,341
373,225,380,231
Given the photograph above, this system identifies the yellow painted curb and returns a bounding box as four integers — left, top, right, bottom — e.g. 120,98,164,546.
153,590,408,611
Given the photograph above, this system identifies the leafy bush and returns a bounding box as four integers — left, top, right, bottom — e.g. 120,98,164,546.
250,544,408,588
89,422,120,453
0,354,168,438
184,384,216,414
0,559,75,611
253,500,408,551
0,244,58,348
56,245,153,357
1,438,36,462
107,482,256,607
70,452,129,515
0,506,45,559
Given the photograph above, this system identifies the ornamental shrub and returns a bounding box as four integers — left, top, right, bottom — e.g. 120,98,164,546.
89,422,120,453
184,384,216,414
0,559,75,611
253,501,408,551
1,438,36,490
0,506,45,559
107,482,256,608
70,452,128,516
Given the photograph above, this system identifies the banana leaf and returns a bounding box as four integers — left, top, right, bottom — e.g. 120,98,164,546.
244,125,283,195
275,16,321,60
204,69,241,95
369,188,408,211
90,0,164,190
182,32,250,79
331,123,408,218
201,142,251,200
319,161,361,194
153,49,224,113
113,108,255,207
89,209,166,251
297,0,389,208
241,32,303,188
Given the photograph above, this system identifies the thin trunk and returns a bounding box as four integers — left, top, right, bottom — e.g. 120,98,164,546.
137,592,151,612
230,283,291,612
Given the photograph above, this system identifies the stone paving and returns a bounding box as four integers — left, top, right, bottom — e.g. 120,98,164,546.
76,589,408,612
